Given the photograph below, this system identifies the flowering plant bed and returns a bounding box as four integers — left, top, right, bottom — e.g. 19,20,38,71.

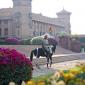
5,37,20,44
26,62,85,85
0,48,33,85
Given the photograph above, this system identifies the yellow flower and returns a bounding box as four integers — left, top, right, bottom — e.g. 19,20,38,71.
63,73,69,79
37,80,45,85
57,80,65,85
53,71,60,79
68,73,75,79
59,70,64,76
51,80,57,85
70,67,81,75
83,79,85,84
26,80,35,85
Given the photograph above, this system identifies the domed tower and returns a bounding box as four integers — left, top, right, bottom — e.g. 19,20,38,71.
57,8,71,35
12,0,32,38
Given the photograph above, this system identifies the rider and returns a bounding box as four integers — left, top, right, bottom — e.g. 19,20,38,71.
42,34,50,55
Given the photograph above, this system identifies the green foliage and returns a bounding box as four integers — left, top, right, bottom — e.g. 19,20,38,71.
32,73,53,80
66,79,76,85
31,36,43,45
32,73,53,85
21,39,31,45
0,40,6,45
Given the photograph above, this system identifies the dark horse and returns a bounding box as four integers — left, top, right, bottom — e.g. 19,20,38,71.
30,44,56,68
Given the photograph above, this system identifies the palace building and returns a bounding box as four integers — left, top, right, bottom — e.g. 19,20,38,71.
0,0,71,39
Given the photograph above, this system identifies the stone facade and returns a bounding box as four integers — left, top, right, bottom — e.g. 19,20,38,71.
0,0,71,39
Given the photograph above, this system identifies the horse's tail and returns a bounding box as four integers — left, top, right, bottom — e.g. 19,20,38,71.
30,50,34,61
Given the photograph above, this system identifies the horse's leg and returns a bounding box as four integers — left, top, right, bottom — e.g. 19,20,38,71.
49,55,52,67
30,51,34,70
36,56,40,69
46,57,49,68
30,51,34,61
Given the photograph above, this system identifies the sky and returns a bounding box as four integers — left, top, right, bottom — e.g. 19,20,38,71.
0,0,85,35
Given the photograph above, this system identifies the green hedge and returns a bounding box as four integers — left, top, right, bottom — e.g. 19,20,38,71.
0,40,6,45
31,36,43,45
20,39,31,45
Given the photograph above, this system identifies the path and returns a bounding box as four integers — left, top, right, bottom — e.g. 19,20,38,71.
32,59,85,77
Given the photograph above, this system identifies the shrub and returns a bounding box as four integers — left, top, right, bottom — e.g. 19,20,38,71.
0,48,33,85
5,37,20,45
31,36,58,45
24,39,31,45
0,37,7,45
0,40,6,45
31,36,43,45
20,39,31,45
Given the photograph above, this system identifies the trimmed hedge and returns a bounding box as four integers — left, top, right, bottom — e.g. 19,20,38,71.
20,39,31,45
31,36,43,45
31,36,58,45
0,40,6,45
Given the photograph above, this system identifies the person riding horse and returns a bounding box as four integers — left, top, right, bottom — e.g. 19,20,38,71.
30,35,56,68
42,35,52,55
42,35,54,67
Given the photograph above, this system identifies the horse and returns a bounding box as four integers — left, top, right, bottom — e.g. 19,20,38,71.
30,44,56,68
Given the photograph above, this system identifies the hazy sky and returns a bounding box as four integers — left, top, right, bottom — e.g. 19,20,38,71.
0,0,85,35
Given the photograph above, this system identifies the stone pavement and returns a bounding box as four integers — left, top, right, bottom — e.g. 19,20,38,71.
32,59,85,77
32,52,85,66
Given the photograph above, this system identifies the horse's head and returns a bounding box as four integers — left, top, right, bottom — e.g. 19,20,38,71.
52,44,56,53
48,45,56,54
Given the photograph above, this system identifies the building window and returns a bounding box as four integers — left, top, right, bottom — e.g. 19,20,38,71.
3,20,8,24
4,28,8,36
33,31,35,36
0,20,1,24
0,28,1,36
15,12,21,18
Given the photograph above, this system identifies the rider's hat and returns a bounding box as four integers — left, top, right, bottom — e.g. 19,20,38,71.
44,35,48,39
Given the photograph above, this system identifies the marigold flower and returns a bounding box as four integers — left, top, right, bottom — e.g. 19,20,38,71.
26,80,35,85
37,81,45,85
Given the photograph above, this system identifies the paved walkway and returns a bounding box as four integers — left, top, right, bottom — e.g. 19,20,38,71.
32,52,85,66
32,59,85,77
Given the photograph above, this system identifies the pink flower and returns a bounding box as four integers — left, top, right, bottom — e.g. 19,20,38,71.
0,48,32,66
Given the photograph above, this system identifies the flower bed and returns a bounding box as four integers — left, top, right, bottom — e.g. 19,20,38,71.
0,48,33,85
26,62,85,85
5,37,20,45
